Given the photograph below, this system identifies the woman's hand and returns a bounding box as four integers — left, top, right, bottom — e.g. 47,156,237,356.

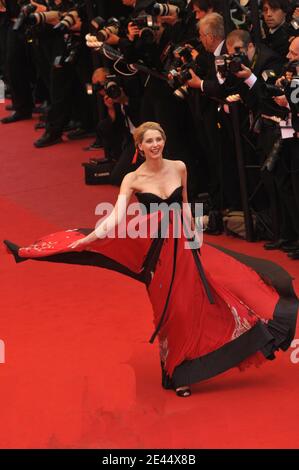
68,237,90,250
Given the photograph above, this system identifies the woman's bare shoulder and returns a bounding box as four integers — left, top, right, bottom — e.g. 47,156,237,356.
164,159,186,171
175,160,186,170
120,170,140,191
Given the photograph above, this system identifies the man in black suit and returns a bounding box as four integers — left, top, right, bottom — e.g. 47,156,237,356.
1,0,36,123
92,67,141,185
265,36,299,258
186,12,227,210
262,0,298,60
223,29,284,113
219,29,285,218
237,34,299,253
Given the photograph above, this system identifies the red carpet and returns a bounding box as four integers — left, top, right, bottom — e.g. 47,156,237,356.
0,104,299,449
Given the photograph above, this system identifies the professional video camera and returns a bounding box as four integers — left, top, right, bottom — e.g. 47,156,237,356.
215,48,249,79
13,2,37,31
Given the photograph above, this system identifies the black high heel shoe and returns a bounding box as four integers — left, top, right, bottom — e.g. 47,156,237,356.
175,387,191,397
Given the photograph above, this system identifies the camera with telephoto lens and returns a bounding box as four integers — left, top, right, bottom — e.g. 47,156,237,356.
263,62,299,108
131,15,160,44
152,0,187,17
91,17,121,42
51,0,86,33
174,44,193,62
169,62,204,99
151,2,180,18
53,10,79,33
262,70,285,98
166,44,202,99
87,76,122,99
168,66,192,88
86,82,105,95
215,48,249,78
13,3,37,31
27,10,61,27
103,75,122,100
167,45,193,83
86,77,122,99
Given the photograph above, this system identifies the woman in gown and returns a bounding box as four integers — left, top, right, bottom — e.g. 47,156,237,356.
4,122,298,397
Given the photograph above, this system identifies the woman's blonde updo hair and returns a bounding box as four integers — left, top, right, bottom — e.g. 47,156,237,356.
133,122,166,148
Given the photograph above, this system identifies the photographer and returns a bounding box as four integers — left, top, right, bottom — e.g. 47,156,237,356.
209,29,285,216
262,0,299,60
262,36,299,257
33,0,96,147
112,1,198,166
85,1,201,195
186,12,227,210
92,67,141,185
221,29,284,112
1,0,47,123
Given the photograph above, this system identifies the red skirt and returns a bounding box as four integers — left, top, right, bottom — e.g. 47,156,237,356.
4,209,298,389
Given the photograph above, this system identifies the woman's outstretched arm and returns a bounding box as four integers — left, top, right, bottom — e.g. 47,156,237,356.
68,173,134,249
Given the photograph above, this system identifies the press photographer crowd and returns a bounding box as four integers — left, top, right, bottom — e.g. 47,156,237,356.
1,0,299,256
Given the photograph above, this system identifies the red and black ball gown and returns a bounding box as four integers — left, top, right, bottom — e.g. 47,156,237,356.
4,186,298,389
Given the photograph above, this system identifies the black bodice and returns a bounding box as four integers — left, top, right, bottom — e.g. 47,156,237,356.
135,186,183,213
